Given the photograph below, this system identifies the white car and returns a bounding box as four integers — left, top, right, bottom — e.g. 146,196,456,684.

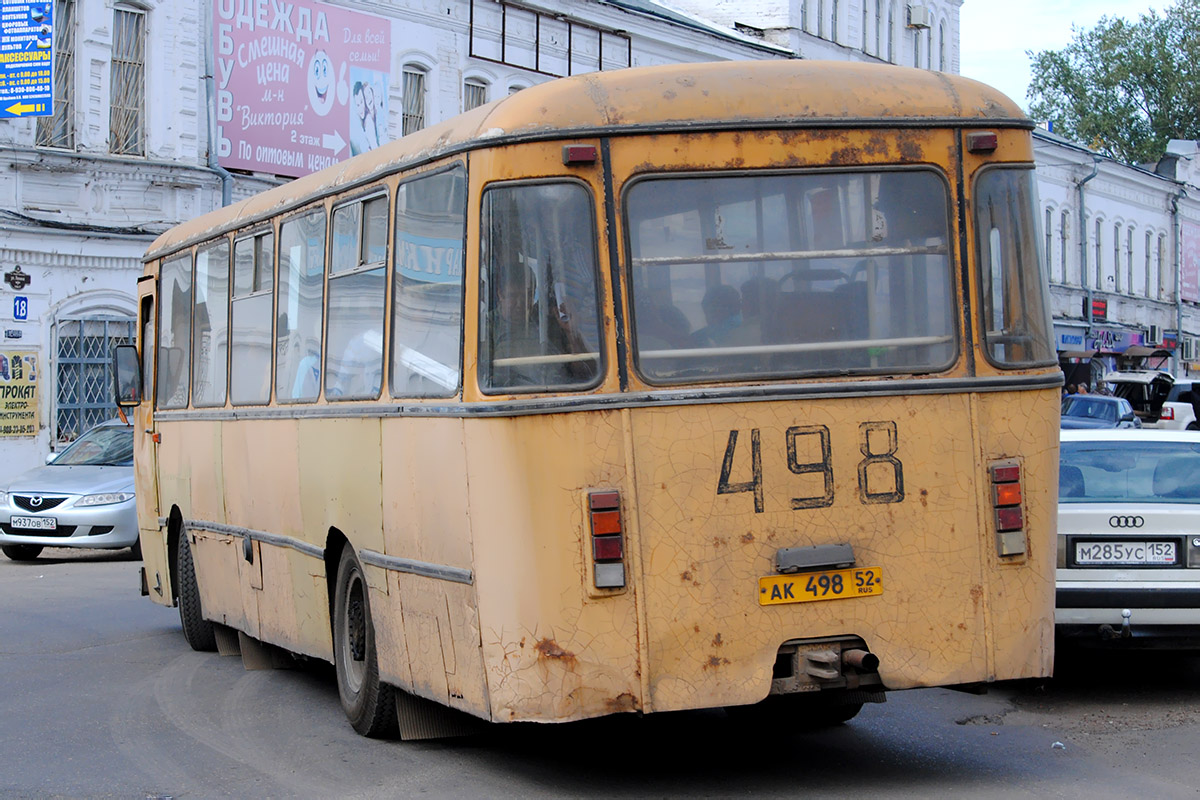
1105,370,1198,430
0,419,138,561
1057,429,1200,647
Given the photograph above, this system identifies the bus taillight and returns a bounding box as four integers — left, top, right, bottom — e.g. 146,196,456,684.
589,490,625,589
990,460,1026,556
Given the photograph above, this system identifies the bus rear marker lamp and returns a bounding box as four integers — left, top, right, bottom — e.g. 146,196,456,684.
990,459,1025,556
967,131,998,153
562,144,597,165
589,490,625,589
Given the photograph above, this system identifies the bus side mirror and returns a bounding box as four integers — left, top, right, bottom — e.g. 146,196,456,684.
113,344,142,407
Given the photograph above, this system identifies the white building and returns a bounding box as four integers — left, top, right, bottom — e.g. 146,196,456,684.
0,0,1194,484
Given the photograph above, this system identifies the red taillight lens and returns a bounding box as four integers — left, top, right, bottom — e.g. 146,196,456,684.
995,506,1024,531
1163,407,1176,420
589,490,625,589
593,535,623,561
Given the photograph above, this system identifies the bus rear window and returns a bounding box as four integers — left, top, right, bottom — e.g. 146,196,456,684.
624,169,957,383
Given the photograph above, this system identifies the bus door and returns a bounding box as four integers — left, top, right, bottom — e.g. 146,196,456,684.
134,271,168,600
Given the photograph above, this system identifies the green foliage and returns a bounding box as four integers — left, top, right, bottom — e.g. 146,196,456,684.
1027,0,1200,163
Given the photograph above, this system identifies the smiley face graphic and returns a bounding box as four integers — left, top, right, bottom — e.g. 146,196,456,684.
307,50,335,116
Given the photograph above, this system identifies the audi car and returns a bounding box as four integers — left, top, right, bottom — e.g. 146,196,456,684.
1057,429,1200,647
0,419,138,561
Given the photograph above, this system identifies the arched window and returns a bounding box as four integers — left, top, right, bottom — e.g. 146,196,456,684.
1158,233,1167,300
1045,208,1053,282
1126,226,1134,294
887,2,896,63
402,64,427,136
1112,223,1121,292
938,21,946,70
1093,218,1102,289
464,77,489,111
818,0,825,38
1060,211,1070,285
831,0,839,43
36,0,75,149
110,3,146,155
1145,230,1153,298
862,0,869,53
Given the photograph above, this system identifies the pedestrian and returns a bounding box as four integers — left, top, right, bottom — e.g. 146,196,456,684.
1066,383,1077,395
1077,383,1089,394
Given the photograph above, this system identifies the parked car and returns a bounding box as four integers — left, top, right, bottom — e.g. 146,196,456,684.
1057,429,1200,647
1060,394,1141,429
0,419,137,561
1106,370,1199,429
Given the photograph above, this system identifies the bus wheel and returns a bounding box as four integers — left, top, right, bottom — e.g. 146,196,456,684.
1,544,43,561
176,530,217,652
334,546,397,737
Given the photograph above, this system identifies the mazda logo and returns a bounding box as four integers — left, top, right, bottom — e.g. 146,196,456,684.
29,496,43,508
1109,515,1144,528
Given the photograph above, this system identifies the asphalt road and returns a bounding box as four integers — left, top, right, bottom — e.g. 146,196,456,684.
4,549,1200,799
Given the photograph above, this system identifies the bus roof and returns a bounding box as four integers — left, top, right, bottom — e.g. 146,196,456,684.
145,60,1027,262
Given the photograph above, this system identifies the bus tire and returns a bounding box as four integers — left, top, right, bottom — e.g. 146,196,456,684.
1,544,42,561
334,546,397,738
176,530,217,652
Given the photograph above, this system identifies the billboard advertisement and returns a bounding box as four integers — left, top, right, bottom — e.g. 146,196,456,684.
1183,221,1200,304
0,0,53,119
214,0,390,178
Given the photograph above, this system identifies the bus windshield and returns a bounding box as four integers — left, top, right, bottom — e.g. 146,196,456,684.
626,169,956,383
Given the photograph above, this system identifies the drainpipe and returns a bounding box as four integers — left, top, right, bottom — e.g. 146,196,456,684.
1171,189,1186,375
1077,157,1101,341
203,0,233,207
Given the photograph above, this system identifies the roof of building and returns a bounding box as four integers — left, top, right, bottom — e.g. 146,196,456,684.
147,59,1028,261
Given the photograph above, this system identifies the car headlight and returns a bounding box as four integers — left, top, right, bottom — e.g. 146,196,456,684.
76,492,134,507
0,490,7,505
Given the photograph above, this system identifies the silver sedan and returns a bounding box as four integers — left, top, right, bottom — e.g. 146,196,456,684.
0,420,138,561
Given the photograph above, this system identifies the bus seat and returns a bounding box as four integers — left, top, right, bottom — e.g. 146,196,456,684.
1059,465,1085,498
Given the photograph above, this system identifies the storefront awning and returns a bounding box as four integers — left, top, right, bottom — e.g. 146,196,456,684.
1119,346,1170,358
1058,350,1096,360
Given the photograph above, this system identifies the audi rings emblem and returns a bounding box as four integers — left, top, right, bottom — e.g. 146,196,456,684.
1108,515,1144,528
29,496,43,508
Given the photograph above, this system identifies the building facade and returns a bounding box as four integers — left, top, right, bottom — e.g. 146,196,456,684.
0,0,1195,484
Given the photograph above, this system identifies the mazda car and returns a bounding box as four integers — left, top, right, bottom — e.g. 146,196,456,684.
1057,429,1200,647
0,419,138,561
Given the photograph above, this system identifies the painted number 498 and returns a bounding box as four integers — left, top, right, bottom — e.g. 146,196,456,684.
717,421,905,513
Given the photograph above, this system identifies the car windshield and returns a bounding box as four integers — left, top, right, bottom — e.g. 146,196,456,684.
1060,440,1200,504
1062,397,1117,422
54,425,134,467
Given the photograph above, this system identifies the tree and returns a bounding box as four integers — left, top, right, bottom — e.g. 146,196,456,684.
1027,0,1200,164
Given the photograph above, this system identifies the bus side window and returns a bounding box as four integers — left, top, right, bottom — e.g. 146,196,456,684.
479,181,604,393
276,208,327,403
326,194,388,401
390,166,466,398
230,231,275,405
157,252,192,409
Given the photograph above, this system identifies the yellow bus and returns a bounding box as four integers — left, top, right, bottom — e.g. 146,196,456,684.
114,60,1060,738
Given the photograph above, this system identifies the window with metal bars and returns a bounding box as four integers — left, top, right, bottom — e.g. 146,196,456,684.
464,79,488,112
402,66,426,136
109,6,145,156
36,0,75,149
54,317,135,444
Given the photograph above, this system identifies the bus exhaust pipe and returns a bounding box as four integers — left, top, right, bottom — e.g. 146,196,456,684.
842,648,879,672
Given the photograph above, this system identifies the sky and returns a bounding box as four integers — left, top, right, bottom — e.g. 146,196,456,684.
958,1,1160,113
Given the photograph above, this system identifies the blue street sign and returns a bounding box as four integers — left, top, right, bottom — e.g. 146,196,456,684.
13,295,28,321
0,2,53,119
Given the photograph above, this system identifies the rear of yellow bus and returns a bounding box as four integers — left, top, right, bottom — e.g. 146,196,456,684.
462,62,1058,725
